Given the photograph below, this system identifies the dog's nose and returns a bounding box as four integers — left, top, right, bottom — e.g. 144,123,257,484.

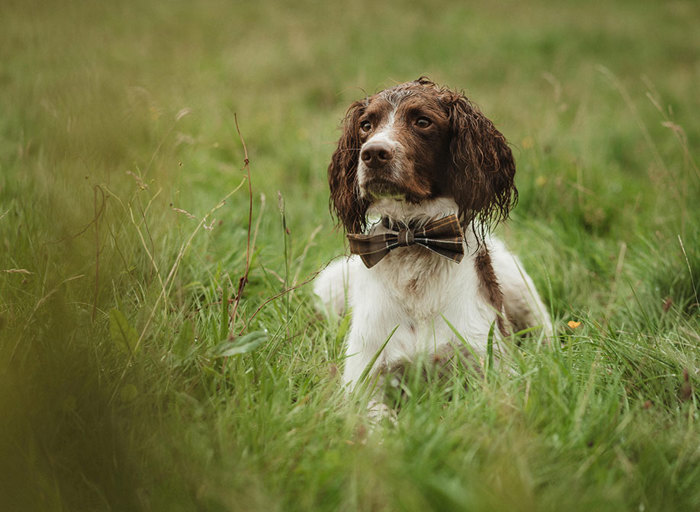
361,142,394,168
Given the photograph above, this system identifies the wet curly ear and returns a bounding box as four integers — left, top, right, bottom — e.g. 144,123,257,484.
444,91,517,236
328,100,370,233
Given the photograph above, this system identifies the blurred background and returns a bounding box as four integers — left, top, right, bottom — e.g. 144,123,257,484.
1,0,698,510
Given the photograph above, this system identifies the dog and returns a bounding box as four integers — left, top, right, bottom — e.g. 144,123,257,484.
314,77,552,399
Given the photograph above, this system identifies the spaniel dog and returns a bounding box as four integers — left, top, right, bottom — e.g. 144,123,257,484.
314,77,552,398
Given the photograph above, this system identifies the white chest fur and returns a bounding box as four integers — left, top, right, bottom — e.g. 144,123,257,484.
338,247,496,388
313,198,551,390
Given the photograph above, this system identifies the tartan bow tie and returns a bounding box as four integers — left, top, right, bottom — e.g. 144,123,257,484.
347,214,465,268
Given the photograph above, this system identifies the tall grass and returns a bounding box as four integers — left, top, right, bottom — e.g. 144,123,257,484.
1,0,698,510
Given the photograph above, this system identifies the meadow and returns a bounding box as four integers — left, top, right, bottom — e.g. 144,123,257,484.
1,0,698,510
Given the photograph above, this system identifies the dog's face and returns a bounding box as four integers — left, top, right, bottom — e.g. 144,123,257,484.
356,84,452,203
328,77,517,235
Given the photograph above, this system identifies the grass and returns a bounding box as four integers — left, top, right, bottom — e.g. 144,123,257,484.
1,0,698,510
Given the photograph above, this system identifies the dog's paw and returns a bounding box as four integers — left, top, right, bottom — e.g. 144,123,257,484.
367,399,398,427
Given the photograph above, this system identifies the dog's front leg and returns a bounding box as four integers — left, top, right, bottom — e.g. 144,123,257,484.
342,324,400,423
342,326,382,391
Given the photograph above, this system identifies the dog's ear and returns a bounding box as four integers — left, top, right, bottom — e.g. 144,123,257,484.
328,100,369,233
443,91,517,235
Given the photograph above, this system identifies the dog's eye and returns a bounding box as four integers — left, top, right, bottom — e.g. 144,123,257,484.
415,117,432,128
360,121,372,132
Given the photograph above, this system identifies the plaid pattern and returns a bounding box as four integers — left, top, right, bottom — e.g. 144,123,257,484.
347,214,465,268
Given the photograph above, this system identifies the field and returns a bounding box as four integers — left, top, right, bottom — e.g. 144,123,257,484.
1,0,698,510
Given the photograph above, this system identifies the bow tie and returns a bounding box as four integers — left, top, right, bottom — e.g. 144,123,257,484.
347,214,465,268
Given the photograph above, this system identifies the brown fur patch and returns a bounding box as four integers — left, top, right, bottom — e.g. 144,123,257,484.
474,247,510,337
328,100,370,233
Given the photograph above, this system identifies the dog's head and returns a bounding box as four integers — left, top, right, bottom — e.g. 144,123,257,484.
328,77,517,234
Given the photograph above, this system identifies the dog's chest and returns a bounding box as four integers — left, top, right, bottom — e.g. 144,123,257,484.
375,246,458,319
